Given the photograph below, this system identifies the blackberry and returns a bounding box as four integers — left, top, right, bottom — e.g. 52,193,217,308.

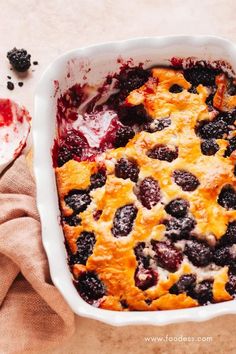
134,267,158,290
63,214,81,227
66,244,77,266
227,82,236,96
58,84,85,110
216,111,236,125
120,299,129,308
151,240,183,272
7,82,14,90
143,117,171,133
183,66,219,87
169,84,183,93
134,242,150,269
224,137,236,157
201,139,219,156
77,272,106,302
64,189,91,213
114,126,135,148
226,274,236,295
119,104,149,126
188,86,198,94
115,158,140,182
169,274,196,295
64,130,88,149
112,204,138,237
184,240,213,267
173,170,199,192
189,279,213,305
217,185,236,210
220,221,236,245
164,217,195,240
106,90,128,111
213,245,236,267
93,210,102,221
90,169,107,190
117,67,150,92
145,299,152,305
205,93,215,109
197,119,228,139
74,231,96,265
57,145,73,167
147,144,178,162
57,132,86,167
165,198,189,218
7,47,31,72
137,177,161,209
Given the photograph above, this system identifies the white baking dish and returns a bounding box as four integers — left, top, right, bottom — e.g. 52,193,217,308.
33,35,236,325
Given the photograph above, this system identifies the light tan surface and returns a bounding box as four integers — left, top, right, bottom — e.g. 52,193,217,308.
1,0,236,353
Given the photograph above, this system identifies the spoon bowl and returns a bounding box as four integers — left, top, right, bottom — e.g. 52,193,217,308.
0,98,31,173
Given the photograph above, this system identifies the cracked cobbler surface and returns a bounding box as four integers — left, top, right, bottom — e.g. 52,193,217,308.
54,62,236,311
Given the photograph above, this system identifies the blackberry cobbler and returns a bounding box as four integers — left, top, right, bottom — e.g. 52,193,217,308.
54,61,236,310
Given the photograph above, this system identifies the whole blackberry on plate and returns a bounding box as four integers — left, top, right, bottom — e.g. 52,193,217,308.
7,47,31,72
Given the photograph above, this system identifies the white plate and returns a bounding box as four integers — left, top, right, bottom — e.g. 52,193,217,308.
33,35,236,326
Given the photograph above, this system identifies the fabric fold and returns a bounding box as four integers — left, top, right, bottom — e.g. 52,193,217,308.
0,156,75,354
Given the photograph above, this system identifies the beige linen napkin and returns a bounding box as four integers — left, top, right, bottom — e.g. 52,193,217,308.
0,155,75,354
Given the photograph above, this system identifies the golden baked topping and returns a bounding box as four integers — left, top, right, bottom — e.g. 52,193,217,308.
54,63,236,310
